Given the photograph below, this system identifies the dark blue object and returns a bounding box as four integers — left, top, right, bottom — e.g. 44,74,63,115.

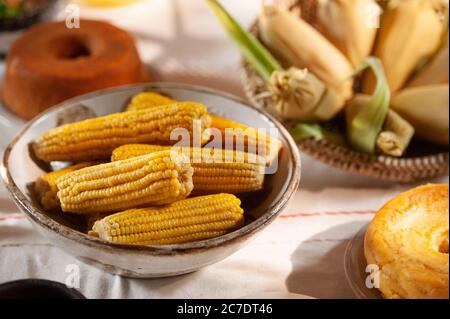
0,279,86,299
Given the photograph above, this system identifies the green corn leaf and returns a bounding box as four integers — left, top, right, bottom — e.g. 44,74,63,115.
291,123,347,147
0,4,23,17
206,0,282,80
348,57,391,154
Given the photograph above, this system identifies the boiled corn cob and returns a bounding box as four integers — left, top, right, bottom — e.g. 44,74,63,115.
123,93,282,164
209,114,282,165
86,213,111,231
391,84,449,145
34,162,96,211
33,103,211,162
126,92,175,112
89,194,245,245
56,150,194,214
363,0,443,93
111,144,265,194
316,0,380,67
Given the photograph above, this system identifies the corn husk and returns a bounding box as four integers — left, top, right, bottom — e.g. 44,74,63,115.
268,68,346,121
347,58,391,154
430,0,450,11
259,4,354,100
346,94,414,157
363,0,443,93
391,84,449,145
291,123,347,146
207,0,347,121
385,0,449,16
316,0,380,67
408,43,449,87
377,110,415,157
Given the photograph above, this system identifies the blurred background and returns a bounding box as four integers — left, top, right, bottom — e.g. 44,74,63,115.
1,0,260,96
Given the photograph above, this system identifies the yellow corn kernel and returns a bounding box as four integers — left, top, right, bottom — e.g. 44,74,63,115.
33,102,211,162
34,162,97,211
56,150,194,214
123,93,281,164
111,144,265,194
89,193,245,245
126,92,175,112
209,114,282,165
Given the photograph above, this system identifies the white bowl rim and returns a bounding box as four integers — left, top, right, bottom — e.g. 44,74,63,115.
1,82,301,255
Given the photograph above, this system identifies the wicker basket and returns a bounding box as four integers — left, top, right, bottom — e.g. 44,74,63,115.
240,0,449,183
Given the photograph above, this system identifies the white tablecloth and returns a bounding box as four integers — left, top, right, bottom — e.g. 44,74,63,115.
0,0,448,299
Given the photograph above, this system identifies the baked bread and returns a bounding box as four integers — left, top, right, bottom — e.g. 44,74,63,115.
365,184,449,298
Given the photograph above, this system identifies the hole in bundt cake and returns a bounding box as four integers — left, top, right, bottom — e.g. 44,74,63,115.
53,36,91,59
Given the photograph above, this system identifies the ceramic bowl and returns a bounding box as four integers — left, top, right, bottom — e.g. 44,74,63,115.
1,83,301,278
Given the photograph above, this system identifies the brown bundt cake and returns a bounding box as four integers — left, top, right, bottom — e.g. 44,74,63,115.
1,19,150,120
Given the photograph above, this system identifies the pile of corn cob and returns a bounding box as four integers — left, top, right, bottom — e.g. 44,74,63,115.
208,0,449,157
33,92,282,246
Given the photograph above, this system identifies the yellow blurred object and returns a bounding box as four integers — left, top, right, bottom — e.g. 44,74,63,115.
126,92,175,112
363,0,443,93
76,0,141,7
391,84,449,145
430,0,450,11
316,0,380,67
259,4,354,100
408,43,449,87
364,184,449,299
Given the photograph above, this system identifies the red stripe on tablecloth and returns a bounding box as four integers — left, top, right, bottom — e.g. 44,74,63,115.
0,214,26,222
0,211,376,222
279,210,375,219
